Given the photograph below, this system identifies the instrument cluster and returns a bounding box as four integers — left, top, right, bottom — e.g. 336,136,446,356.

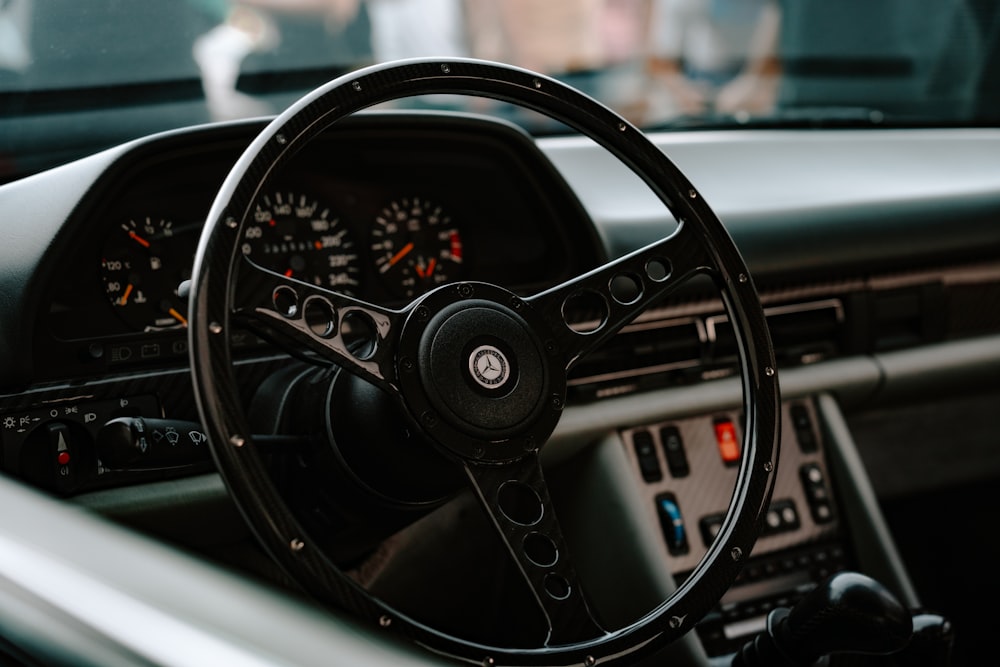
97,189,466,333
40,115,604,377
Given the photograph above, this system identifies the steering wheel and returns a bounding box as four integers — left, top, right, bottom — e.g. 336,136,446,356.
189,58,779,666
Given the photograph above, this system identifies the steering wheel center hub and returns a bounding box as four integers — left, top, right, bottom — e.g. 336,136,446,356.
397,282,563,462
419,301,543,429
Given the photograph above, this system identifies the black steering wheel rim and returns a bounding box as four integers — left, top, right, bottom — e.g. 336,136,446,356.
189,58,780,666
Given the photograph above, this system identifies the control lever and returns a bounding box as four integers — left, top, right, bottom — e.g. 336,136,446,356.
97,417,212,469
96,417,303,470
732,571,913,666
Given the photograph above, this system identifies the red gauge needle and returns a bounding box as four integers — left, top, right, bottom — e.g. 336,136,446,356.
129,231,151,248
416,258,436,279
168,308,188,328
119,283,134,306
384,242,414,272
284,269,294,278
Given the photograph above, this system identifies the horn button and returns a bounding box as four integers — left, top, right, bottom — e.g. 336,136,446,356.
397,284,565,463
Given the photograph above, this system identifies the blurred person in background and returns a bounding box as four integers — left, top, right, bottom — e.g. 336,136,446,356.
367,0,466,62
191,0,368,120
192,0,467,120
0,0,31,74
647,0,780,119
191,0,282,120
465,0,605,97
366,0,468,109
463,0,612,128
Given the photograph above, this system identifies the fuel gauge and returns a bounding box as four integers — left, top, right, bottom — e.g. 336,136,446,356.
100,217,195,331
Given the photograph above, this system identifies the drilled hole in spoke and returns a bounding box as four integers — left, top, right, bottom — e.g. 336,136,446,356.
497,481,543,526
341,311,378,360
273,286,298,318
544,573,572,601
562,290,608,334
523,532,559,568
645,258,672,283
304,298,337,338
609,273,643,305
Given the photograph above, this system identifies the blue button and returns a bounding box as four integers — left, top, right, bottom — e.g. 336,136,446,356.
656,494,689,555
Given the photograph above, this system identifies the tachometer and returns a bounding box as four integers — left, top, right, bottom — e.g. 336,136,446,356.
370,197,463,299
243,191,360,292
100,217,193,331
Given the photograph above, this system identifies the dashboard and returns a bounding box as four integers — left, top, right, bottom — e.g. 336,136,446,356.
2,112,608,498
0,108,999,665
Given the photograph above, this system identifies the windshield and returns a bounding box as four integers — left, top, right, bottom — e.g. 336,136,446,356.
1,0,997,177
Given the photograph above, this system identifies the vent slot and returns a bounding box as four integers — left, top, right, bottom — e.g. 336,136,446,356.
565,259,1000,403
567,300,848,399
869,284,945,351
707,299,845,365
567,317,704,390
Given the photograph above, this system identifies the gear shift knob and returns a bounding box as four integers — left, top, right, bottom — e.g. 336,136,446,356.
732,571,913,666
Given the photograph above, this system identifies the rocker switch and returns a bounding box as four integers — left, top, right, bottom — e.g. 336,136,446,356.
632,430,662,483
659,426,690,478
656,493,689,555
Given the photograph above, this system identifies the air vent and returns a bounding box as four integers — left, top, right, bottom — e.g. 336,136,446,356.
707,300,845,366
566,260,1000,403
568,299,846,401
567,318,704,397
868,284,945,351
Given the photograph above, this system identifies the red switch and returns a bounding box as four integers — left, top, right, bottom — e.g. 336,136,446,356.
713,419,740,466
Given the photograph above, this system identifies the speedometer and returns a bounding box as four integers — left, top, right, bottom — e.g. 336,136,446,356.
243,191,361,293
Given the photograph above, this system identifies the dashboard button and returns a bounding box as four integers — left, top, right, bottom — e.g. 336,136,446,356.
800,463,836,524
713,418,741,466
659,426,690,478
791,403,818,453
656,493,689,555
632,429,662,482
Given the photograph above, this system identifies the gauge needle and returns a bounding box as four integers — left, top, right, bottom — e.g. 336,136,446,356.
119,283,134,306
168,308,188,328
415,258,436,279
129,231,151,248
284,269,294,278
382,242,414,273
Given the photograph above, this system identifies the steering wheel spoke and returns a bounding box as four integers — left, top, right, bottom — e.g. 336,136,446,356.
232,256,406,390
527,221,713,370
464,454,606,647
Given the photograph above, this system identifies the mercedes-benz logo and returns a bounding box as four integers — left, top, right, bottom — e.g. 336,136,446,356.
469,344,511,389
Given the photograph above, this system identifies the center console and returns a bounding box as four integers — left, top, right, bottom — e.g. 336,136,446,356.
617,397,879,657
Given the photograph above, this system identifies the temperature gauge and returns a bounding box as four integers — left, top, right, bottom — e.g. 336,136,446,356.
100,217,193,331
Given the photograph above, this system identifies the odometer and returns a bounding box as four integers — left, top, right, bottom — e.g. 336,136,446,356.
243,191,360,293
